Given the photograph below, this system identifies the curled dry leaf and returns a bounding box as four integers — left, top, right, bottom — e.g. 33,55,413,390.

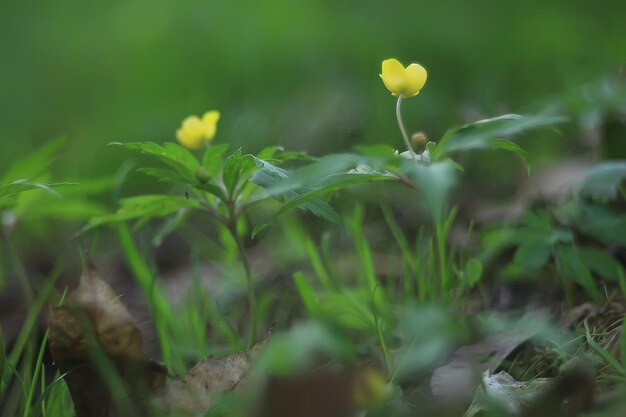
431,331,533,404
49,259,167,417
464,368,593,417
154,332,270,415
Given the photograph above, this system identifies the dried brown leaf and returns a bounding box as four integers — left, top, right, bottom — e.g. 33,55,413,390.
154,333,269,415
49,259,166,417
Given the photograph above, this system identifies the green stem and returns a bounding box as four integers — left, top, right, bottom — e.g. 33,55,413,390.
370,282,391,374
435,219,448,300
396,94,417,162
226,201,257,349
4,236,33,304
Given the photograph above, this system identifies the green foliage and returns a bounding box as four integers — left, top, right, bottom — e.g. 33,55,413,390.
430,113,565,170
481,156,626,300
577,161,626,201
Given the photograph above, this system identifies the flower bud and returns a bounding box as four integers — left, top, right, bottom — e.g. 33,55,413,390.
411,131,428,147
195,166,211,183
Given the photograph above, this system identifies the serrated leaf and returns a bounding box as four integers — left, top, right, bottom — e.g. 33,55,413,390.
251,172,391,238
87,195,202,230
577,161,626,202
432,113,564,161
111,142,199,182
222,150,257,196
201,143,230,178
137,167,189,183
255,153,382,199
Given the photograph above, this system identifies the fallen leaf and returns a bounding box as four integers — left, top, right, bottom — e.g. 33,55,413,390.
49,259,167,417
464,368,593,417
431,331,533,404
153,335,269,415
464,371,552,417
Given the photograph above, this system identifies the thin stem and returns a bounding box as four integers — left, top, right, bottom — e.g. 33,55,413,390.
4,236,33,304
225,201,257,349
435,219,448,301
373,291,392,375
396,94,417,162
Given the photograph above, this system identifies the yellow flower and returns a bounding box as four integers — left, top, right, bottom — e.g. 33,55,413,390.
176,110,221,149
380,58,427,98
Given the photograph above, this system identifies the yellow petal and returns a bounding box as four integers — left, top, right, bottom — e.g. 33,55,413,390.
380,58,407,97
201,110,221,143
403,63,427,98
202,110,220,126
176,116,205,149
176,127,203,149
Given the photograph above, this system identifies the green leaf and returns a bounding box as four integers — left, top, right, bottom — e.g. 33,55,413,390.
87,195,202,230
222,150,257,196
577,161,626,202
1,136,65,184
15,198,108,221
251,172,391,238
256,146,283,160
293,272,318,316
432,113,564,162
557,245,601,301
202,143,230,177
557,200,626,246
255,153,388,198
490,139,530,174
354,144,397,159
163,142,201,170
250,153,396,237
136,167,190,183
194,183,227,200
152,208,190,247
400,160,458,222
464,258,483,288
578,247,625,283
513,238,551,273
0,180,74,201
111,141,199,181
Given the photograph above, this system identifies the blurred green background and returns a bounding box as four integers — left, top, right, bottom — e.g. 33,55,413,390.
1,0,625,178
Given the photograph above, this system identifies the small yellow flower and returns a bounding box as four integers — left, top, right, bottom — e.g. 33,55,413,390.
352,368,389,408
176,110,221,149
380,58,427,98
